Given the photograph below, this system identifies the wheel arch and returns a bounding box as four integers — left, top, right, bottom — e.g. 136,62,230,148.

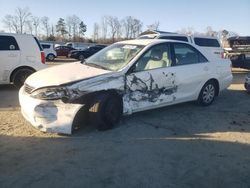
71,89,123,133
10,66,36,82
203,78,220,96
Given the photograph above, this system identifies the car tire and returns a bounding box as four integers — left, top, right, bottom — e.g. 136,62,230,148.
47,54,55,61
79,55,84,61
88,93,123,131
198,81,216,106
13,69,34,88
245,83,250,94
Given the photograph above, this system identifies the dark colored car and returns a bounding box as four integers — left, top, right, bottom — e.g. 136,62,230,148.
69,45,107,60
55,46,75,57
225,36,250,69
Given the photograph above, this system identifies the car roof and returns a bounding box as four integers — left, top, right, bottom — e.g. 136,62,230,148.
117,39,189,46
0,32,34,37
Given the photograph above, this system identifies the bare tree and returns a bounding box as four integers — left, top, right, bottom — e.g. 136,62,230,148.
205,26,217,37
41,16,50,38
122,16,133,39
2,15,19,33
147,21,160,31
66,15,81,41
15,7,32,33
2,7,31,34
2,15,13,32
26,20,33,34
106,16,122,42
93,22,100,42
130,18,143,38
32,16,40,36
101,16,108,39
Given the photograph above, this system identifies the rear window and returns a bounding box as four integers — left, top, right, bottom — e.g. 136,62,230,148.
34,37,43,51
41,44,51,49
0,36,20,51
194,38,220,47
159,36,189,42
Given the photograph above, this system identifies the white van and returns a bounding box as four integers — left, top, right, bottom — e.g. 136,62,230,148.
0,33,47,88
139,31,224,61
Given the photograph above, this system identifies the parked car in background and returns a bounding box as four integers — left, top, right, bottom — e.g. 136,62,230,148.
0,33,47,88
224,36,250,69
19,39,232,134
69,45,107,60
245,73,250,93
138,30,224,61
66,42,91,50
41,43,57,61
55,46,75,57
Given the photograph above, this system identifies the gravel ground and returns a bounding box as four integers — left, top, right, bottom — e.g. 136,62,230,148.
0,66,250,188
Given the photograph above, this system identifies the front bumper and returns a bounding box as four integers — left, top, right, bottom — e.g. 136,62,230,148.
19,86,83,134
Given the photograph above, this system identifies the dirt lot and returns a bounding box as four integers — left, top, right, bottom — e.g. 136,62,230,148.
0,64,250,188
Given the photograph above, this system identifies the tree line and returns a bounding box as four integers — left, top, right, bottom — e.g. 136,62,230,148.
1,7,238,45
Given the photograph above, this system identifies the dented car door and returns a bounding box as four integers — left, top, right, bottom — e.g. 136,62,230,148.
124,43,178,113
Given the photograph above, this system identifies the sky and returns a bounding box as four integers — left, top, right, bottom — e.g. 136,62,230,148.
0,0,249,37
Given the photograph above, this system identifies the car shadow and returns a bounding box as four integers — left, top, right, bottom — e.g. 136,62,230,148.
0,85,19,108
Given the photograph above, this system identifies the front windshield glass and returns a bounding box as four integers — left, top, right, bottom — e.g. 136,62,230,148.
85,43,144,71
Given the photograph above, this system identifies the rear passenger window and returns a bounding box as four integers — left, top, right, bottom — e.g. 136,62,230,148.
173,43,208,65
159,36,188,42
0,36,20,51
194,38,220,47
41,44,51,49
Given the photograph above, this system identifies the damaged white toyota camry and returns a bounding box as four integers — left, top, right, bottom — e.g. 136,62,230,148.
19,39,232,134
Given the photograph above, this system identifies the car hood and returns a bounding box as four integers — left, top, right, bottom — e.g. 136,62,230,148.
25,62,112,88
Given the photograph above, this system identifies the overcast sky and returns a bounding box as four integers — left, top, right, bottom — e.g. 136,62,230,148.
0,0,249,37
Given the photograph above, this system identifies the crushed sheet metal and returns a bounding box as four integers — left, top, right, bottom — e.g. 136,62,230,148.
123,71,178,114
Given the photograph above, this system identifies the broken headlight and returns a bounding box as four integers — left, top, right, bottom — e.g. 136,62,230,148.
31,87,69,100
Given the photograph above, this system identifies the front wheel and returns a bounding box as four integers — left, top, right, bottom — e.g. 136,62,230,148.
13,69,34,88
198,81,216,106
88,93,123,131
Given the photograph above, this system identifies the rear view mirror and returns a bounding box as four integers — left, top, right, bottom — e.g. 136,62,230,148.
9,45,15,50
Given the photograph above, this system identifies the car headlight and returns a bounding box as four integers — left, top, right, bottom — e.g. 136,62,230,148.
31,87,69,100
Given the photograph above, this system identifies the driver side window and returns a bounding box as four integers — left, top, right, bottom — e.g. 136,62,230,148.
134,43,171,72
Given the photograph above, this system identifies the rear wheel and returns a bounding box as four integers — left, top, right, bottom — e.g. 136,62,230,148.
47,54,55,61
79,55,84,61
13,69,34,88
88,93,123,131
198,81,216,106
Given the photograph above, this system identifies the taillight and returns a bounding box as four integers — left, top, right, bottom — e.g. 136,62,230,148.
41,51,45,64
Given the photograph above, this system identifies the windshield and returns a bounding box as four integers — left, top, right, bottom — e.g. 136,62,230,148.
85,43,144,71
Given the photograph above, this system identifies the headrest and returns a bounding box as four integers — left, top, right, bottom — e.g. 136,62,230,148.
150,48,163,60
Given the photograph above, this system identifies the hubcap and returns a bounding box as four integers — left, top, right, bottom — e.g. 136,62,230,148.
202,84,215,104
48,55,54,60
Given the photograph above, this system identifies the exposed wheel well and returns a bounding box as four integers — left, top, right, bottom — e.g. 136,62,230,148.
71,89,123,132
10,66,36,82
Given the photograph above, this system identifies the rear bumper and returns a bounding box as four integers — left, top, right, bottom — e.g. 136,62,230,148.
220,74,233,91
19,86,83,134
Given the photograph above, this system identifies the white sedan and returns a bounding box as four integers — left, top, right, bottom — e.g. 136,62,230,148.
19,39,232,134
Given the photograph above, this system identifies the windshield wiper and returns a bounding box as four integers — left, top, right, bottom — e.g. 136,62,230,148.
85,62,110,70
